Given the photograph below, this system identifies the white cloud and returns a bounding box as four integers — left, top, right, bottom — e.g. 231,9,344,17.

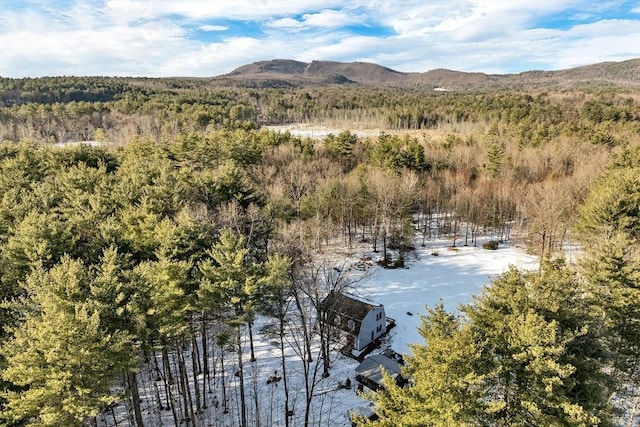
264,9,360,31
104,0,346,21
301,35,397,63
199,25,228,32
302,9,358,28
160,37,265,76
0,0,638,77
0,4,191,76
264,17,304,30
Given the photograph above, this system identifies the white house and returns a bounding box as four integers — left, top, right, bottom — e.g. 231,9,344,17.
320,291,386,351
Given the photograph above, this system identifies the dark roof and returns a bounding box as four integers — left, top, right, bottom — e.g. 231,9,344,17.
355,354,403,387
320,291,379,322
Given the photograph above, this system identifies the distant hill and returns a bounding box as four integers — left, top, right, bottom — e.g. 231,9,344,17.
214,58,640,90
221,59,405,86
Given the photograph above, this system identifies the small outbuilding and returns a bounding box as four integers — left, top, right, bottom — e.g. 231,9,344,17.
320,291,386,351
355,354,405,392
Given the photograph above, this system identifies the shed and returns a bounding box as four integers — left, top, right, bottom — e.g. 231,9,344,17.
355,354,405,392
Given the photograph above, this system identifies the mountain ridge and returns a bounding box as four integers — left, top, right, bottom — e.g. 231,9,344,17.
215,58,640,90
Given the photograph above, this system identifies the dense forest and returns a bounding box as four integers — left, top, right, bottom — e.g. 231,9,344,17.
0,76,638,426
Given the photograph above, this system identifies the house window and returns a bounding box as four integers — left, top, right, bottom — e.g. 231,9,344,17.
376,324,382,332
376,312,382,321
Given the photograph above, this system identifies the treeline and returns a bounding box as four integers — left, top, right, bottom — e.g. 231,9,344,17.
0,76,213,105
0,83,261,143
0,130,457,426
2,77,639,145
2,79,638,262
0,132,637,426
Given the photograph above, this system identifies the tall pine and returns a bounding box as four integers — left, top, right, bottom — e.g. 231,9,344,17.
1,257,134,426
359,260,613,426
357,303,484,426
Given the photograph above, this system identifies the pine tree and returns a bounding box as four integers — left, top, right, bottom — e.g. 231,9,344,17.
574,143,640,421
359,260,613,426
485,139,506,178
484,124,505,178
575,168,640,244
356,303,484,426
199,228,261,427
1,258,134,426
581,231,640,384
135,254,192,344
575,145,640,245
90,247,147,425
325,130,358,170
91,247,142,335
1,211,74,291
464,260,611,426
134,254,193,425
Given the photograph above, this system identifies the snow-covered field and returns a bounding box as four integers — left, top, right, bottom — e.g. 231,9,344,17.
264,125,381,139
100,236,541,427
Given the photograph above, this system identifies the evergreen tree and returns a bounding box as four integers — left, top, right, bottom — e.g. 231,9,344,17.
90,247,141,335
199,228,261,427
359,260,613,426
581,231,640,385
574,143,640,419
1,258,134,426
575,145,640,244
356,303,484,426
485,130,506,178
1,211,74,291
464,260,611,426
324,130,359,170
135,254,192,342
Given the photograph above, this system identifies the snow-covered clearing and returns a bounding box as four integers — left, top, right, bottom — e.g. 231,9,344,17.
100,236,541,427
264,125,381,140
356,238,538,355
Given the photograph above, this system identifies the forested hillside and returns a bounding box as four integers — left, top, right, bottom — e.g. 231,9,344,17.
0,74,638,426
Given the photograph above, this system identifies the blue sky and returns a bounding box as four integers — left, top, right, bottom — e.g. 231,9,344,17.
1,0,639,77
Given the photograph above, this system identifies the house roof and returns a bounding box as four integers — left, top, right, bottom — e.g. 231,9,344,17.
355,354,403,387
320,291,380,322
320,291,383,336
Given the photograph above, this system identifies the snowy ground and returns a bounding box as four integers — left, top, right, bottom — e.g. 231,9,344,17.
264,125,381,139
100,235,544,427
357,237,538,355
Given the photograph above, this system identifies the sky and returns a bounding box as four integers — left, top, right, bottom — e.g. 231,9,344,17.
1,0,639,78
